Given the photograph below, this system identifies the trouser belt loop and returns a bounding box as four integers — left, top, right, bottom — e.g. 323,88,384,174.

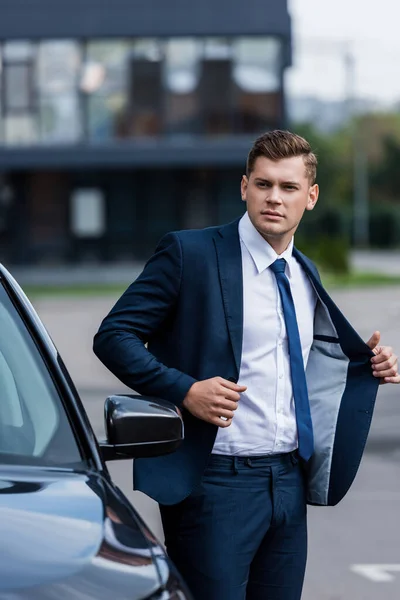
290,450,299,466
232,456,239,475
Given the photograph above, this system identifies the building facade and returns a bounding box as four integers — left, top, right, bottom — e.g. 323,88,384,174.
0,0,291,264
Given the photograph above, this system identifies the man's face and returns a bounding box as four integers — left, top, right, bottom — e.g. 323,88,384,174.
241,155,319,246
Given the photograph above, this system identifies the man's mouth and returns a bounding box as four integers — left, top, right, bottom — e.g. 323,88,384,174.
262,211,284,220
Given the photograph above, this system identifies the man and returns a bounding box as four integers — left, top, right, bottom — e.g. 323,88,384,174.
93,130,399,600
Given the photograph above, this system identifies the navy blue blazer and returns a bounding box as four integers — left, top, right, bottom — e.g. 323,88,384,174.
93,219,380,506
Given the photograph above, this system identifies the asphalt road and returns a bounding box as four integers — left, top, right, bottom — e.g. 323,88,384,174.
32,286,400,600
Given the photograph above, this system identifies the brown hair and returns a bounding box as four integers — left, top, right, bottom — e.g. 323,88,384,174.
246,130,317,184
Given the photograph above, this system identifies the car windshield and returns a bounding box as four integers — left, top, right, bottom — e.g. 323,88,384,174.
0,283,83,467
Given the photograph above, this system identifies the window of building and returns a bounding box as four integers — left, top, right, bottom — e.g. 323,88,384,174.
126,39,163,137
3,41,34,62
84,39,164,139
204,38,232,60
37,40,82,143
132,38,163,62
4,64,32,111
84,40,130,141
165,39,200,94
197,37,233,136
0,35,284,145
233,37,283,133
1,41,37,145
70,188,106,238
233,37,282,93
164,38,201,135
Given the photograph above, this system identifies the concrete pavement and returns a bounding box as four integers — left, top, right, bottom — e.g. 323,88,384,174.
8,249,400,288
351,250,400,276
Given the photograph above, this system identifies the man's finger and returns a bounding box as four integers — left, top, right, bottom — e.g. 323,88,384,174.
366,331,381,351
219,378,247,392
216,388,241,402
217,399,240,411
372,355,397,371
373,367,398,379
216,409,235,420
371,348,394,364
216,416,233,428
383,375,400,384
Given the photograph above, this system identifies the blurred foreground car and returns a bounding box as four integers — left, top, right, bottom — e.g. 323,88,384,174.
0,264,192,600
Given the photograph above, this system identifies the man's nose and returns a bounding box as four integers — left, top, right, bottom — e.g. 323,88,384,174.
268,186,282,203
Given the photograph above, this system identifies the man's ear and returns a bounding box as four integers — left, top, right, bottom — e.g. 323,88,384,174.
241,175,248,202
306,184,319,211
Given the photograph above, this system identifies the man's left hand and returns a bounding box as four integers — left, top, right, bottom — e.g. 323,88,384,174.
367,331,400,384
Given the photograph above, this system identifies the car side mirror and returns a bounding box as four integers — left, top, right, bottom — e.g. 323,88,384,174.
99,395,183,462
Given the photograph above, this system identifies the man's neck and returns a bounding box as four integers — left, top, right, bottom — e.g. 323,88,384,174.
257,232,293,256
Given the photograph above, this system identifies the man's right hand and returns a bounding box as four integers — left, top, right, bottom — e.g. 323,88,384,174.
182,377,247,427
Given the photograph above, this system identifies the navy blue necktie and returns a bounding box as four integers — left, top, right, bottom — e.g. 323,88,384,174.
270,258,314,461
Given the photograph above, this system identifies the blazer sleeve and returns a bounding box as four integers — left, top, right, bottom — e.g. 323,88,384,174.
93,232,196,406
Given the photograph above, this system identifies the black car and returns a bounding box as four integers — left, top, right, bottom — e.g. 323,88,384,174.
0,264,192,600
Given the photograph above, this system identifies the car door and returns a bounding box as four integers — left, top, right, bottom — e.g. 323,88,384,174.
0,265,186,600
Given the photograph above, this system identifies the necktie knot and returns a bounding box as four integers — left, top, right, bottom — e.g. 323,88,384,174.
270,258,286,275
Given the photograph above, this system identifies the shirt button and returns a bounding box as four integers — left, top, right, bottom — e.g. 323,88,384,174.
279,374,284,379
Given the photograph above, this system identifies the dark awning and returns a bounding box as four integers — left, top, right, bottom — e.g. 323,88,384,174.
0,138,264,170
0,0,291,40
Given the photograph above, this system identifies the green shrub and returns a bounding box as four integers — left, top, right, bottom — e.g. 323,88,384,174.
296,235,350,274
296,205,351,274
368,205,400,248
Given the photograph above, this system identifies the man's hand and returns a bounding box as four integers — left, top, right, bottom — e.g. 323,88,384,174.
367,331,400,384
182,377,247,427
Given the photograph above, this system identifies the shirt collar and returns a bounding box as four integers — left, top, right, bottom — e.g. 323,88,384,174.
238,211,294,277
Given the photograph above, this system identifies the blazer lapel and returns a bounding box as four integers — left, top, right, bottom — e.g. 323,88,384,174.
213,219,243,376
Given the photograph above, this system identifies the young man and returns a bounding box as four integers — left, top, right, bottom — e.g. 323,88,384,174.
94,130,399,600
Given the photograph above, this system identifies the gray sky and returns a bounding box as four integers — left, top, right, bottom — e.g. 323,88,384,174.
286,0,400,104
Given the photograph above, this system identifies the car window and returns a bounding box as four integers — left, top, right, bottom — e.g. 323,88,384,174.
0,283,83,466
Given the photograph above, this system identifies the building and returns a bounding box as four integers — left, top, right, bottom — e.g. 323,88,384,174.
0,0,291,264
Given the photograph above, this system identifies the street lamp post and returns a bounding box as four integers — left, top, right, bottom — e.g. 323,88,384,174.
345,48,370,248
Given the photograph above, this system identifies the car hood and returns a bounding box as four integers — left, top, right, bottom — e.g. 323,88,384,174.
0,466,163,600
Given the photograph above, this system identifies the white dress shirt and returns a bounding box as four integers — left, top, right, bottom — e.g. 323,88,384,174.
213,211,317,456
